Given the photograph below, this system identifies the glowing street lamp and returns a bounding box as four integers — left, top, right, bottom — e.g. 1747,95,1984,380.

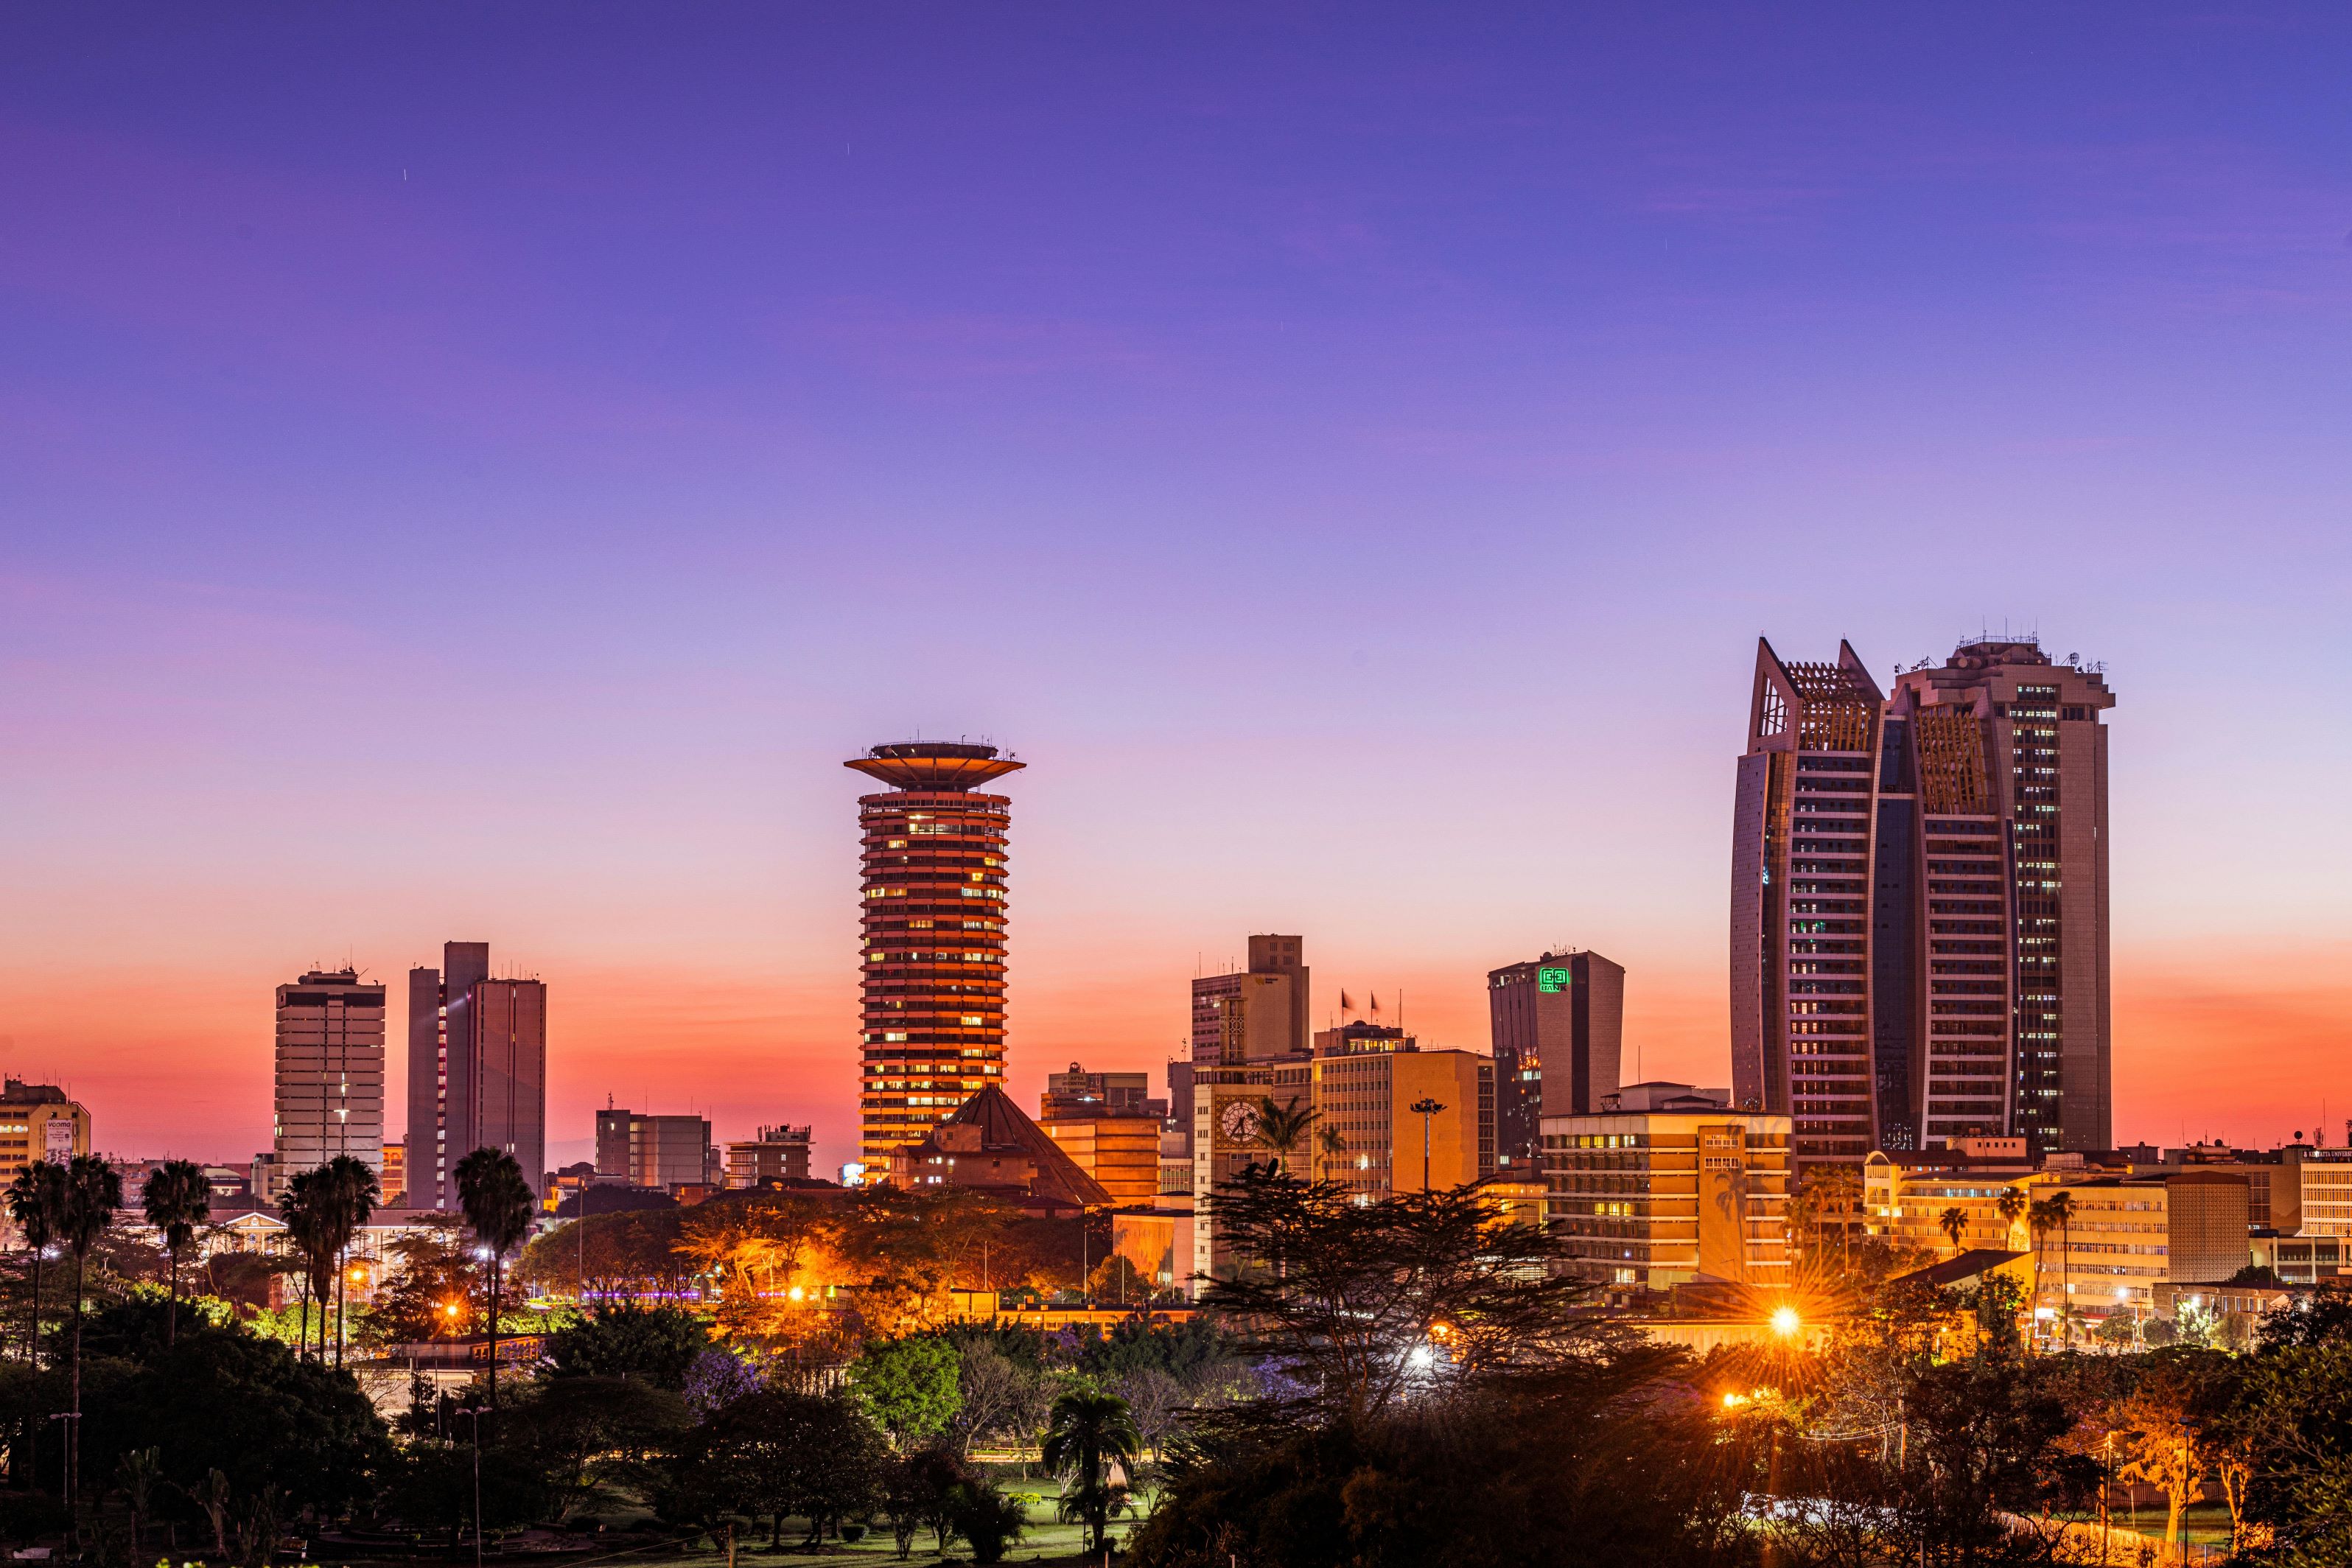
1770,1305,1802,1339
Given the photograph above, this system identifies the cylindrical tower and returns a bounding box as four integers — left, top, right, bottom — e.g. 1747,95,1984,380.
845,742,1026,1174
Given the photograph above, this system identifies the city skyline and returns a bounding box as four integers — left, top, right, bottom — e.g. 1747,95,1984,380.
5,7,2350,1173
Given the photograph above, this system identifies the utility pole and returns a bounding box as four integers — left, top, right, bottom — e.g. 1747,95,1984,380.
1410,1099,1446,1192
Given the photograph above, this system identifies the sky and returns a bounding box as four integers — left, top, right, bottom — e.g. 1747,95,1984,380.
3,4,2349,1174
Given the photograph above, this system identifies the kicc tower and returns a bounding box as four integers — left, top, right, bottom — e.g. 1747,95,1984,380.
847,742,1024,1174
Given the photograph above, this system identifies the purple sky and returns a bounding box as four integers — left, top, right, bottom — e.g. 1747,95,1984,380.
4,5,2349,1172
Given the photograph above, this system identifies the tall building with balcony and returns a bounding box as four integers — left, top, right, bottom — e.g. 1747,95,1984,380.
1487,949,1625,1172
272,967,387,1197
848,741,1023,1172
1732,637,2115,1169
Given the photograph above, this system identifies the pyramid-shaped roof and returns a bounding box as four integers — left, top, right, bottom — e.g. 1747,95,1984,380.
923,1085,1113,1209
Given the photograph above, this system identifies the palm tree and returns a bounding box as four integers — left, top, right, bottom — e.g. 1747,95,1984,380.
1805,1165,1861,1272
57,1153,122,1510
455,1146,536,1424
2043,1189,2077,1348
1938,1206,1969,1256
116,1446,163,1555
278,1169,333,1359
1995,1184,2029,1247
1251,1095,1319,1176
7,1161,66,1368
2026,1197,2057,1346
141,1160,213,1348
1041,1387,1141,1555
1316,1123,1345,1181
319,1155,380,1370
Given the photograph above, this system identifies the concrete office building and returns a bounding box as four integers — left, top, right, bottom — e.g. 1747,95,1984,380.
0,1080,88,1187
405,942,547,1207
1542,1091,1792,1292
271,967,386,1196
2033,1177,2170,1309
1311,1044,1495,1199
726,1126,813,1187
2297,1147,2352,1236
1488,950,1625,1171
1191,935,1309,1065
1732,637,2116,1167
848,742,1023,1173
595,1107,713,1190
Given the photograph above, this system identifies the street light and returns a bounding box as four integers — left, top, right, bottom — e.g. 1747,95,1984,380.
1770,1305,1802,1339
1410,1098,1446,1191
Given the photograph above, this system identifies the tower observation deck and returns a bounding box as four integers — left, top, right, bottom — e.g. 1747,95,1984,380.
846,743,1025,1172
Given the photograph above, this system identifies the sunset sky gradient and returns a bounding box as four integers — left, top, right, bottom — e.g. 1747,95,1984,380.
4,5,2349,1173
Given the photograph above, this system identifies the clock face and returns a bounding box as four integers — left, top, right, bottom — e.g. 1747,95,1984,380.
1219,1101,1260,1144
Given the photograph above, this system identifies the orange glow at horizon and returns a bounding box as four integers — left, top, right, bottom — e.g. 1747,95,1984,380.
1,939,2342,1176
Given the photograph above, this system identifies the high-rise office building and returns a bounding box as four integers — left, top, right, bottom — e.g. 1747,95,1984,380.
272,967,386,1197
1487,950,1625,1171
1731,637,2115,1169
405,942,547,1207
847,741,1024,1173
1191,934,1309,1065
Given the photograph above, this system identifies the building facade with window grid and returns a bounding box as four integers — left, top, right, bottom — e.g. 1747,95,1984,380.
847,743,1023,1173
1541,1107,1791,1292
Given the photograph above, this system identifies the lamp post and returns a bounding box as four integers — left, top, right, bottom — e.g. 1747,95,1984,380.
1410,1099,1446,1192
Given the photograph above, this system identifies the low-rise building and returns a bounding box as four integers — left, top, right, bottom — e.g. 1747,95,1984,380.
726,1125,813,1187
0,1079,88,1186
1862,1138,2040,1256
886,1085,1110,1214
2036,1177,2169,1309
1541,1093,1791,1292
1038,1109,1161,1206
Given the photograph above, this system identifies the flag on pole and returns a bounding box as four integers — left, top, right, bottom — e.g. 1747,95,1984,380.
1340,989,1355,1014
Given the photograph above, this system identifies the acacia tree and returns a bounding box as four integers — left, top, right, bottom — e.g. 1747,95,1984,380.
1200,1164,1618,1426
140,1159,213,1347
455,1146,536,1424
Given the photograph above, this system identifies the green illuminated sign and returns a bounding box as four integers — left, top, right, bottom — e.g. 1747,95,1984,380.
1537,967,1572,993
